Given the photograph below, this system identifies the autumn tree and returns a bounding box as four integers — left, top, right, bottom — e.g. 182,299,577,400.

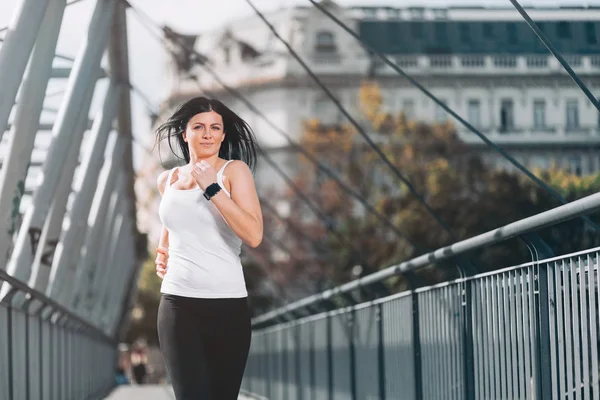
270,80,600,292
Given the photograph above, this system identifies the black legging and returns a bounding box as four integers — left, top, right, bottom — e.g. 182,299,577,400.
157,294,251,399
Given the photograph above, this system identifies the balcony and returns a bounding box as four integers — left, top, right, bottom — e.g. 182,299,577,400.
376,54,600,76
457,125,600,147
311,52,342,65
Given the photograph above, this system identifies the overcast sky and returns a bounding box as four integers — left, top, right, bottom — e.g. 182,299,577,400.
0,0,597,168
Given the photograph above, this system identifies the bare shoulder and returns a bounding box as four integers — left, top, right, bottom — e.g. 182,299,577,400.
222,160,256,193
157,169,171,195
224,160,252,176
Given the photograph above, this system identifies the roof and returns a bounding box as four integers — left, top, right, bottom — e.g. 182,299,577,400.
358,20,600,55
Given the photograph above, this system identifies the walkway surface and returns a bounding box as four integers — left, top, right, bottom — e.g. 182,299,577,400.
104,384,259,399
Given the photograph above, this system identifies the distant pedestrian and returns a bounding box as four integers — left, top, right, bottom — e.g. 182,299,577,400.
130,343,148,384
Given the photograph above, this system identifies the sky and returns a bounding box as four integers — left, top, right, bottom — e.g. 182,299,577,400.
0,0,597,168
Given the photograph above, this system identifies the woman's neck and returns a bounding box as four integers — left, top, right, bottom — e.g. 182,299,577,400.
188,155,220,169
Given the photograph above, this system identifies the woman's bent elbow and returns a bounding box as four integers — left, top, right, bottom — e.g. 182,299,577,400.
247,232,263,248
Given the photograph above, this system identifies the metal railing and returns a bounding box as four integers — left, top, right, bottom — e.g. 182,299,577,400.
0,269,116,400
242,192,600,399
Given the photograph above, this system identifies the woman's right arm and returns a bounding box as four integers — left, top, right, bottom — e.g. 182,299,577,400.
155,170,170,279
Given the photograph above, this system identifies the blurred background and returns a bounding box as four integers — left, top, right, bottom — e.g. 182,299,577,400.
1,0,599,391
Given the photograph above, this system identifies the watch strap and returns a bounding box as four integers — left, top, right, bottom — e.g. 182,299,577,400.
203,183,221,200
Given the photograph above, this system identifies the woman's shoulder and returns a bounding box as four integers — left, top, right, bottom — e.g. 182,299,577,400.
157,168,175,195
222,159,251,175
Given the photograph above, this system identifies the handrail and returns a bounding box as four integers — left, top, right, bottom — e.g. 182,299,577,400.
252,191,600,326
0,268,114,343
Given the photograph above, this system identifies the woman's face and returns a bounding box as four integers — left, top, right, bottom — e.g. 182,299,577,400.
183,111,225,159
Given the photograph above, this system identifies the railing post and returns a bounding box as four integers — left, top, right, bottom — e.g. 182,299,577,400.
522,234,553,400
265,332,271,398
403,271,424,400
326,312,333,400
376,303,386,400
7,303,14,400
348,310,357,400
282,325,288,400
454,256,477,400
309,318,315,400
24,305,30,400
411,291,423,400
536,264,553,400
462,280,476,400
294,324,301,400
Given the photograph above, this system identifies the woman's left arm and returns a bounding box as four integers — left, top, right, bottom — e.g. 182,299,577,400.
201,161,263,248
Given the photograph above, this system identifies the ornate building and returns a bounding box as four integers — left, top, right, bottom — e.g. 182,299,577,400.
136,1,600,245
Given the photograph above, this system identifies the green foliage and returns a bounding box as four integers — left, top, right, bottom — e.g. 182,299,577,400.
123,254,161,345
137,254,163,298
272,80,600,292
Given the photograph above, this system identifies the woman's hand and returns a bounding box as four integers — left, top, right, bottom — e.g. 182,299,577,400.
155,247,169,279
190,160,218,191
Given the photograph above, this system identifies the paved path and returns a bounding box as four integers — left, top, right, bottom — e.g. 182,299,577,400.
104,384,259,399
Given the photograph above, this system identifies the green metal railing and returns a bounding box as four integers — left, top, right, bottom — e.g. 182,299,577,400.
0,269,116,400
243,193,600,399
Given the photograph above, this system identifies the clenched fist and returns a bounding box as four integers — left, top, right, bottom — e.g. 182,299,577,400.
190,160,218,191
155,247,169,279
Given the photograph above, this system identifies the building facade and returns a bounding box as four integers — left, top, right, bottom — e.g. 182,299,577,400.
137,1,600,244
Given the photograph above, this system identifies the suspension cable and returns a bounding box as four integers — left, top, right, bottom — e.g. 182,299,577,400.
509,0,600,113
307,0,600,232
188,76,423,256
260,195,333,256
244,0,457,239
125,2,423,251
192,67,421,249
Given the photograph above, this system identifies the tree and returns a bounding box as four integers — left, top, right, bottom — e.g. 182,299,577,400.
123,255,161,345
269,80,600,293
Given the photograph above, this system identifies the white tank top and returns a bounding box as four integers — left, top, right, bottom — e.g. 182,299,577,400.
158,160,247,298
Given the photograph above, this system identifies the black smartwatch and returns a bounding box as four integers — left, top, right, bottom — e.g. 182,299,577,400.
203,183,221,200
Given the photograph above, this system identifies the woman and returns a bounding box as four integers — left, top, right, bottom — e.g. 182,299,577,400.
154,96,263,399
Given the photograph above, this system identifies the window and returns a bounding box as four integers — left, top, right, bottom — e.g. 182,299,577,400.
401,99,415,120
411,22,423,39
435,23,446,43
467,99,481,128
532,156,550,170
315,31,336,53
460,24,471,44
507,23,518,45
499,99,514,132
557,21,571,39
537,22,546,33
381,90,395,112
435,99,448,123
533,99,546,130
223,46,231,64
568,155,582,176
565,99,579,130
483,23,494,39
586,22,597,44
314,96,340,124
